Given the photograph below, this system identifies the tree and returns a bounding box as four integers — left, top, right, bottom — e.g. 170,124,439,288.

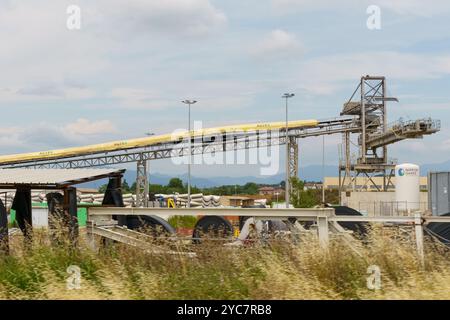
242,182,258,194
168,178,184,189
122,179,132,193
290,177,317,208
98,179,133,193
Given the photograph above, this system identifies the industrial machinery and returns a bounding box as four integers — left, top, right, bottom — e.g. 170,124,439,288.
0,76,440,207
338,76,440,192
0,76,441,238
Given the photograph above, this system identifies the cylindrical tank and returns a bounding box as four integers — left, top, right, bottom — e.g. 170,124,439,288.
395,163,420,212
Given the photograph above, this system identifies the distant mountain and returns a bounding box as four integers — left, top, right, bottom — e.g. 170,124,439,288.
120,165,338,188
80,164,337,189
78,160,450,190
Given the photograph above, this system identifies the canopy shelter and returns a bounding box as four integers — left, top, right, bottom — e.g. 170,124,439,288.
0,168,125,189
0,168,125,253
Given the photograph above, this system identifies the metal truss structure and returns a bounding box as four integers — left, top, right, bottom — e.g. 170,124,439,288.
338,76,440,194
2,118,358,170
0,76,440,206
288,136,298,179
1,118,359,207
135,157,149,208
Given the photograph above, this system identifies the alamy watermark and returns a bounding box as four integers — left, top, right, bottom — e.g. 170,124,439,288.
66,5,81,30
366,265,381,290
169,121,280,176
66,265,81,290
367,5,381,30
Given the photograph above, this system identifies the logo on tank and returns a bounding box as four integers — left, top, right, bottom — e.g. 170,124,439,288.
397,167,418,176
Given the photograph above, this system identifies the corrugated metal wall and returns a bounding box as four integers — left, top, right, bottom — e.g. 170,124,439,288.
428,172,450,216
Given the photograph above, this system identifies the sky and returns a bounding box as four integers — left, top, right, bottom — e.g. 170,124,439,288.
0,0,450,178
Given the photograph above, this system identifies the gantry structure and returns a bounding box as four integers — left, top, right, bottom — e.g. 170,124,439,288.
338,76,440,192
0,76,441,206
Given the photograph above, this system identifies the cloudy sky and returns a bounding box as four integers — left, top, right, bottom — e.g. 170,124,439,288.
0,0,449,178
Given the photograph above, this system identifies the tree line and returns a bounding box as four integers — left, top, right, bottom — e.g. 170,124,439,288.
98,177,339,207
99,178,262,196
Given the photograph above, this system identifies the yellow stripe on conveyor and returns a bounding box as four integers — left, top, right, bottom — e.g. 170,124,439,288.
0,119,318,165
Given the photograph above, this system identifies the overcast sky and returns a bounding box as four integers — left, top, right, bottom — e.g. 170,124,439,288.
0,0,449,178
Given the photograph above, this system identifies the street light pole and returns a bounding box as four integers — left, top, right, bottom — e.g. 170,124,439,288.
282,93,294,208
322,135,325,204
182,99,197,208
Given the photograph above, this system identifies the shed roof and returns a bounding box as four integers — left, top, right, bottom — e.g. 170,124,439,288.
0,168,125,189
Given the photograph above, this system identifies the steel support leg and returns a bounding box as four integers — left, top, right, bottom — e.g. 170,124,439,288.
136,156,148,208
63,187,78,246
288,136,298,180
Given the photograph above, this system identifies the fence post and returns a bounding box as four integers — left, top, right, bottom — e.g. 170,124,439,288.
317,212,329,249
414,212,425,267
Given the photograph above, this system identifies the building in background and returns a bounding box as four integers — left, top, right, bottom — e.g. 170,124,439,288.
303,182,323,190
323,176,428,192
258,186,285,196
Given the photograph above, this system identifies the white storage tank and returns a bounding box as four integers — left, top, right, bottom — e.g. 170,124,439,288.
395,163,420,212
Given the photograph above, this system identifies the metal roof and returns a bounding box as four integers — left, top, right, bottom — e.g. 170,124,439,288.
0,168,125,189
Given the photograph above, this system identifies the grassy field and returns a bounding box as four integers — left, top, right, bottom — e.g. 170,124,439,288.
0,226,449,300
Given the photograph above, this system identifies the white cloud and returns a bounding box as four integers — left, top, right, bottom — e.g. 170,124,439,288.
251,29,303,58
110,78,261,111
0,0,226,104
0,84,96,102
92,0,227,37
110,88,173,109
65,118,116,136
0,119,117,153
272,0,450,17
376,0,450,17
294,51,450,95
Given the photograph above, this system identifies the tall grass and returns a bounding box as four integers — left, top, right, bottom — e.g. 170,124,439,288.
0,225,448,300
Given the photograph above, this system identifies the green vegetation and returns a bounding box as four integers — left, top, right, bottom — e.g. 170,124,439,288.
201,182,259,195
290,177,340,208
99,178,201,195
0,227,448,299
168,215,198,229
98,178,269,196
99,179,133,193
98,177,338,207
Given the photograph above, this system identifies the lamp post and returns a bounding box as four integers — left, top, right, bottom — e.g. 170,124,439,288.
143,132,154,206
322,135,325,204
181,99,197,208
282,93,295,208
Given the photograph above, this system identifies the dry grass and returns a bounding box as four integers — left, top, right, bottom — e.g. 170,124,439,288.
0,225,448,300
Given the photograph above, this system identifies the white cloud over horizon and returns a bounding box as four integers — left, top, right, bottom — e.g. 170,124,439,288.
0,0,449,177
0,118,117,152
271,0,450,17
251,29,303,58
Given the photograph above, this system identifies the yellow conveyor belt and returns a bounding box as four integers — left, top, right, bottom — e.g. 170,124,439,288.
0,119,318,165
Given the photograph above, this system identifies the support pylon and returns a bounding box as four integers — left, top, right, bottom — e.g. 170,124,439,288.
135,155,149,207
288,136,298,180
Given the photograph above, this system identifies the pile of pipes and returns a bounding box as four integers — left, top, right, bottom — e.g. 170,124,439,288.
1,191,222,209
201,195,221,207
1,191,53,209
79,193,105,204
155,193,222,208
79,193,136,207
